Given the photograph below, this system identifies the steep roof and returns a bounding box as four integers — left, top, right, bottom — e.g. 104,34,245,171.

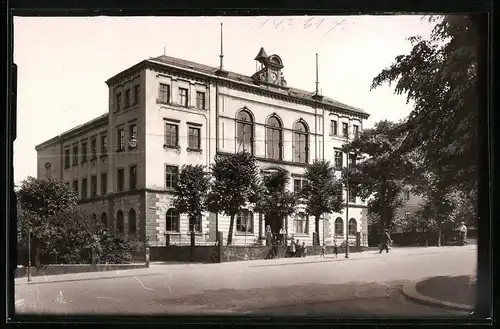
148,55,369,117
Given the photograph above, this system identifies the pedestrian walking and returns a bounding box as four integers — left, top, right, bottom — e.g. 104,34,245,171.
302,242,307,257
320,244,326,258
333,241,338,258
379,229,392,254
290,237,296,258
458,221,468,246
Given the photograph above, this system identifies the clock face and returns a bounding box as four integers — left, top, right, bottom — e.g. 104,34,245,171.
271,72,277,82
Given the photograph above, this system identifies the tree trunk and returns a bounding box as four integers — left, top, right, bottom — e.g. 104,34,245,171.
227,213,235,246
315,215,320,238
437,225,442,247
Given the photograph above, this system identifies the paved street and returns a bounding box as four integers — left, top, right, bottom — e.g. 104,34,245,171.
14,246,476,317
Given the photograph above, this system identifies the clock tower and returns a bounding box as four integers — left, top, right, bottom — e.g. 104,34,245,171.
251,47,287,87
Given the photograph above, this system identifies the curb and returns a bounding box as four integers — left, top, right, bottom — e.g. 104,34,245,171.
401,278,474,312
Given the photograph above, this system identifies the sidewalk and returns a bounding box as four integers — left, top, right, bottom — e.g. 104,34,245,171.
402,275,476,311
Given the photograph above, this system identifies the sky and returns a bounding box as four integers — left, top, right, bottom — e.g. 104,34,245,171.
13,15,435,184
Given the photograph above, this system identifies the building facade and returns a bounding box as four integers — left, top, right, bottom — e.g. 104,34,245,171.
35,47,371,247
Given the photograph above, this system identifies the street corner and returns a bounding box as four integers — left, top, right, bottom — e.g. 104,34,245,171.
401,275,475,313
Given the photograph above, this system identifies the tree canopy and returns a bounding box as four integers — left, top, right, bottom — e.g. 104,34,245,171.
207,152,261,245
345,120,417,233
370,15,479,206
254,168,297,230
300,160,343,241
171,164,211,232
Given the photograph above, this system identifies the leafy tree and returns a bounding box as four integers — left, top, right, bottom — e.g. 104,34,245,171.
17,176,78,220
345,120,417,235
409,171,458,246
171,164,211,232
207,153,261,245
254,168,298,236
300,160,343,243
370,15,480,215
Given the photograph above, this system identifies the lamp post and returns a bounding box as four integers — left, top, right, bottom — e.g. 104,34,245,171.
27,227,32,282
345,128,350,259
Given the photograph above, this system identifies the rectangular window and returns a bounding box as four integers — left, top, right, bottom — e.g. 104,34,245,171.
405,211,410,220
348,187,356,203
90,138,97,160
330,120,338,135
294,213,308,234
349,154,357,166
188,127,201,150
101,135,108,156
342,123,349,137
116,93,122,111
236,210,253,233
129,124,137,140
353,125,359,138
293,179,302,193
91,175,97,197
164,123,178,147
165,165,178,190
404,191,410,201
190,215,202,233
72,145,78,165
159,83,170,103
81,141,88,163
334,150,343,169
81,178,88,199
134,85,140,105
101,172,107,195
117,169,125,192
124,89,130,108
179,88,188,107
196,91,206,110
64,149,70,168
72,180,78,196
117,128,125,151
129,165,137,190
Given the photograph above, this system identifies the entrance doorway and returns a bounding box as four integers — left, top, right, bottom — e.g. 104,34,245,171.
266,215,284,235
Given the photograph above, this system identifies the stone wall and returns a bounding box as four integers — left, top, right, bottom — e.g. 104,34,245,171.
149,246,220,263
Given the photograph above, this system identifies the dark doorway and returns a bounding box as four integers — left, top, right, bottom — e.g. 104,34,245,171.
266,215,284,234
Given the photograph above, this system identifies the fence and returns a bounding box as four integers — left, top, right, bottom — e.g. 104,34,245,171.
17,245,147,267
368,228,478,247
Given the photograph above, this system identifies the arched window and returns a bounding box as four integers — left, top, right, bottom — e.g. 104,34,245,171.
335,217,344,237
293,121,309,163
166,208,179,232
44,163,52,179
266,116,283,160
236,210,253,233
116,210,124,233
101,212,108,228
348,218,357,236
128,209,137,235
236,110,254,154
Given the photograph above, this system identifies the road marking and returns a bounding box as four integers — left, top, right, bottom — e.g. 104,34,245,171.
134,277,154,292
55,290,68,304
96,296,123,302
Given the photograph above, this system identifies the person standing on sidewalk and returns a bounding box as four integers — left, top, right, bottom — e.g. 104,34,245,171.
379,229,392,254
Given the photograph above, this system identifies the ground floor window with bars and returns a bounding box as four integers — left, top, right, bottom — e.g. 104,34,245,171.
236,210,253,233
294,212,308,234
189,215,202,233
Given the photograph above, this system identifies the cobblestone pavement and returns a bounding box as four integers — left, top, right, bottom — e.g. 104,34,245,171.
14,246,477,317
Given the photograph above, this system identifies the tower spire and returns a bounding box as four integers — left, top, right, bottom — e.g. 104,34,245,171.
219,23,224,71
315,53,319,95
